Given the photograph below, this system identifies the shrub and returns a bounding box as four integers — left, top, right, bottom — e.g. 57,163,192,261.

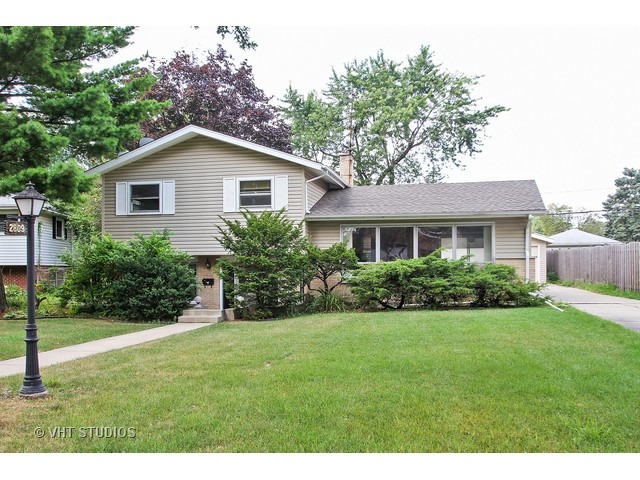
306,243,359,295
414,254,475,308
350,258,424,310
216,209,311,320
349,252,544,310
60,230,196,322
305,242,359,312
308,291,348,313
471,263,543,308
5,284,27,310
59,235,127,313
37,295,67,317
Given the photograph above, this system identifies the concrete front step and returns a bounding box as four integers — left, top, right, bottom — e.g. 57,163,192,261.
178,308,223,324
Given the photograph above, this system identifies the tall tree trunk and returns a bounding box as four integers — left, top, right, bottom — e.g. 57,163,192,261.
0,268,8,317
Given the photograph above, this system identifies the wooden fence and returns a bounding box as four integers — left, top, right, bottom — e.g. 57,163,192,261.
546,242,640,291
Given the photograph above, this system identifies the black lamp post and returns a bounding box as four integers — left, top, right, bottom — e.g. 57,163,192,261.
13,182,48,397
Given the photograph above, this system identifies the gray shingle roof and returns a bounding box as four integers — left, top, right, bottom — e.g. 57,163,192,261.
548,228,620,247
307,180,546,219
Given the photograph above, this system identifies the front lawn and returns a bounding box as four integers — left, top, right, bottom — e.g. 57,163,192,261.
555,280,640,301
0,318,163,361
1,307,640,452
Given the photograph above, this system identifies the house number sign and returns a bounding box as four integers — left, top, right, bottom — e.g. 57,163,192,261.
4,220,26,235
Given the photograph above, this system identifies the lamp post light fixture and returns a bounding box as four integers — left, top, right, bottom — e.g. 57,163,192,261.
13,182,48,397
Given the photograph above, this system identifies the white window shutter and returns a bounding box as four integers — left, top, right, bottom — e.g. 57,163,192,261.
115,182,128,216
223,177,236,212
274,175,288,210
162,180,175,214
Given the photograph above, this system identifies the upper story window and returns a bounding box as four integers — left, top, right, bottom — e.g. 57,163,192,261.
223,175,288,213
115,180,175,216
130,183,161,213
52,216,67,240
238,179,272,208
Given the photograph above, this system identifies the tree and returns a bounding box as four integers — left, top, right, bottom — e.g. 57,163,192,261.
306,242,359,296
216,209,310,319
215,26,257,50
282,46,507,185
576,213,606,236
0,268,7,316
531,203,574,236
60,182,103,243
532,203,606,237
603,167,640,242
0,26,168,308
0,27,167,186
139,47,291,151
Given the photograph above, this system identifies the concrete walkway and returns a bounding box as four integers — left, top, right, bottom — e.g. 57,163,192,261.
0,322,212,378
544,284,640,332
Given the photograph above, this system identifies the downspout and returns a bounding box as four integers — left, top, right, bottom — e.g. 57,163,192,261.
525,215,532,281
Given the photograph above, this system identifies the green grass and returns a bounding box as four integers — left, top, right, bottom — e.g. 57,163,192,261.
2,307,640,452
0,318,163,361
555,281,640,301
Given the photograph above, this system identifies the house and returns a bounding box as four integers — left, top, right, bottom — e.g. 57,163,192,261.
531,233,554,283
547,228,620,249
88,125,547,314
0,196,71,288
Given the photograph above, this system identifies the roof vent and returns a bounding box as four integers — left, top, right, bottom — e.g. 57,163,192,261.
139,137,155,147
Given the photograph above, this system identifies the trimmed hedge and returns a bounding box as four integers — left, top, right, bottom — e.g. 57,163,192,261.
349,252,544,310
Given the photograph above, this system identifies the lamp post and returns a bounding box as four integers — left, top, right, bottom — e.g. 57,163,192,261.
13,182,48,397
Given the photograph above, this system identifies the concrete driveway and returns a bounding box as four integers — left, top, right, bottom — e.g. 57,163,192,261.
543,284,640,332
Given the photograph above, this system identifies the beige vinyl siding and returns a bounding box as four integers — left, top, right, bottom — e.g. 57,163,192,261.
494,217,528,259
496,258,528,278
103,136,306,256
305,170,330,212
531,236,548,282
307,221,342,249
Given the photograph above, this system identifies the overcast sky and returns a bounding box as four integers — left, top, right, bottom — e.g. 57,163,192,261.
15,2,640,214
106,23,638,213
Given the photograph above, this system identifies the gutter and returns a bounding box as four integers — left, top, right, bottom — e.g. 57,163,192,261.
320,166,348,189
305,211,548,222
305,166,349,214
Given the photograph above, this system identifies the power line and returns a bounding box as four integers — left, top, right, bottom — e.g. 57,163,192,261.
541,187,614,194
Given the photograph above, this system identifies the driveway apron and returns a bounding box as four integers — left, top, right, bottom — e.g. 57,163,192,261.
544,284,640,332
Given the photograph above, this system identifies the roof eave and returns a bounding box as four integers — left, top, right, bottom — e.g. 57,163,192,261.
305,210,547,222
87,125,345,186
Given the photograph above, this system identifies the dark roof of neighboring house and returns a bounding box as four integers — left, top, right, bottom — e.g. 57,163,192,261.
307,180,546,219
548,228,620,247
